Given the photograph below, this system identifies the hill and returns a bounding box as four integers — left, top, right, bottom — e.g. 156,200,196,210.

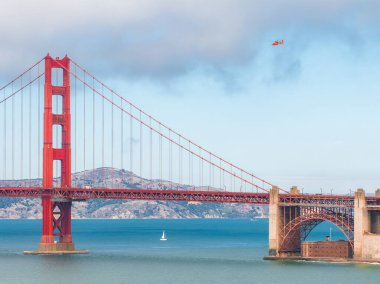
0,168,267,219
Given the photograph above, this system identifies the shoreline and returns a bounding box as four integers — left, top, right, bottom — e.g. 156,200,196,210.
264,256,380,264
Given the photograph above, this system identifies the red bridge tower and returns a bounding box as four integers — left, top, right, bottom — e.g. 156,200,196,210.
38,54,76,253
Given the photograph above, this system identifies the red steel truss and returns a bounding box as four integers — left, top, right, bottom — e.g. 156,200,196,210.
279,206,354,253
0,187,270,204
1,187,379,206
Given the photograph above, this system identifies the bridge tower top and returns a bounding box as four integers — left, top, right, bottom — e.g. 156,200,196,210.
43,54,71,188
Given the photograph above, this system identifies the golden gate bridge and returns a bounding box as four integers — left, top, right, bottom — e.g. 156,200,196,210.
0,55,379,260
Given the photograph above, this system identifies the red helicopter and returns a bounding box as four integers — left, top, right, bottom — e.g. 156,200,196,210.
272,39,284,46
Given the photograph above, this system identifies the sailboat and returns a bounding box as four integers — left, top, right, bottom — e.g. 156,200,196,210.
160,230,167,241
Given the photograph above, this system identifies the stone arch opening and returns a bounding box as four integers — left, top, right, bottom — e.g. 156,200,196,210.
306,220,346,241
279,209,354,254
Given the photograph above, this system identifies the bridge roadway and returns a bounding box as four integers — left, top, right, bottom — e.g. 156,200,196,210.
1,187,380,207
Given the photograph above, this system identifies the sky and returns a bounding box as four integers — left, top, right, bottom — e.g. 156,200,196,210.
1,0,380,193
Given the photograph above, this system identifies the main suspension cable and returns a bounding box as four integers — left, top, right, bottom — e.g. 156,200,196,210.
68,59,285,193
56,60,283,193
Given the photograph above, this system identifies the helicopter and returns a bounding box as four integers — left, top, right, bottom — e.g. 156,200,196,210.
272,39,284,46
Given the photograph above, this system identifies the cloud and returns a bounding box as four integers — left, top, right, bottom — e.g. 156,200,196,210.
0,0,378,80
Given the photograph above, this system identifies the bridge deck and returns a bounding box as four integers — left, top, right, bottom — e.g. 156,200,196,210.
1,187,378,206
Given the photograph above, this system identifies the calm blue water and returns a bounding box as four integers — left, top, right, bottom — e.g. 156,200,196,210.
0,219,379,283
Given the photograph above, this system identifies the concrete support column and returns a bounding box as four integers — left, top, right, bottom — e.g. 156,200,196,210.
269,186,280,256
354,188,369,259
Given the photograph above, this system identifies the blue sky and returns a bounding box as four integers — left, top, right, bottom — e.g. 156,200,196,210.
1,0,380,193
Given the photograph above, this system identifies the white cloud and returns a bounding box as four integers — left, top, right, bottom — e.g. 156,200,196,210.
0,0,378,78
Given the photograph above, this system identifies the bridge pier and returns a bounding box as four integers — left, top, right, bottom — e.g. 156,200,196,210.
268,186,280,256
25,198,86,254
354,189,380,260
37,197,76,253
269,186,301,257
353,189,368,258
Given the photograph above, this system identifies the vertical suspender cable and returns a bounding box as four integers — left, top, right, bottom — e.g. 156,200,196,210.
199,148,201,189
220,160,222,191
241,170,243,192
38,64,41,183
159,123,162,184
201,151,203,190
169,130,171,189
150,117,152,181
209,153,211,190
191,143,194,190
130,104,133,176
121,98,123,172
230,165,233,192
121,97,124,187
223,168,225,191
245,176,247,192
55,69,58,181
3,87,6,182
178,135,181,189
11,82,14,181
191,144,194,190
234,168,236,192
29,70,32,184
21,76,23,184
74,66,77,186
102,85,104,186
83,71,86,186
92,77,95,187
140,110,142,188
252,174,254,192
188,141,191,188
111,91,114,188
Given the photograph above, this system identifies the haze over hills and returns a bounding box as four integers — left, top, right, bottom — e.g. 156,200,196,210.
0,168,267,219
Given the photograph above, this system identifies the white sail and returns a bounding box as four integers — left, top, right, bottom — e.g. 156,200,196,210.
160,230,167,241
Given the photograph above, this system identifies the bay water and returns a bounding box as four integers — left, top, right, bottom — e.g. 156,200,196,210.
0,219,379,283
